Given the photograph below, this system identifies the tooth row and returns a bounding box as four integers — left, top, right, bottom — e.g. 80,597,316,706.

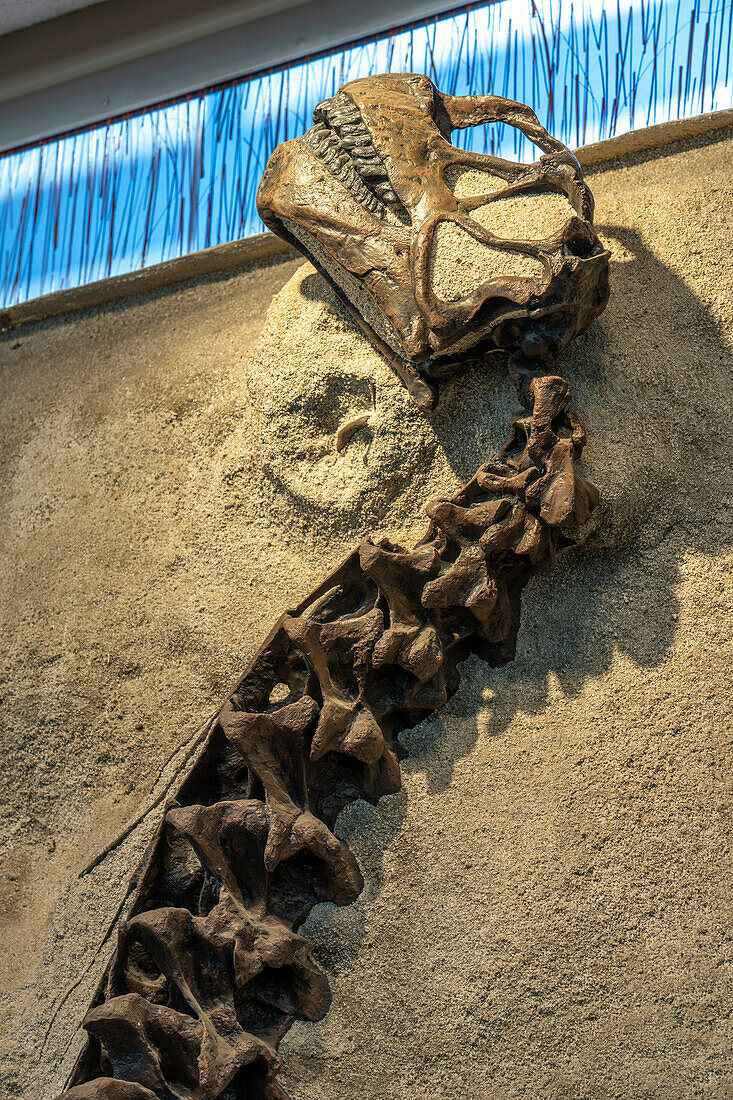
312,91,360,128
328,108,397,203
304,125,388,217
310,92,400,214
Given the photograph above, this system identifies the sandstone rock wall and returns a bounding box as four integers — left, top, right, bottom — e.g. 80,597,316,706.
1,129,732,1098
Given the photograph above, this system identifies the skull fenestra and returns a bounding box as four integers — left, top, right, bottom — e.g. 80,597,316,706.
257,72,610,408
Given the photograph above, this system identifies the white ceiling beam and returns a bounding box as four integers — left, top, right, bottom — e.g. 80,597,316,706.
0,0,467,152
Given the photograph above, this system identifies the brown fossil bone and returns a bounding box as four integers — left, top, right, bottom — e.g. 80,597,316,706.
53,68,612,1100
57,362,598,1100
257,73,610,408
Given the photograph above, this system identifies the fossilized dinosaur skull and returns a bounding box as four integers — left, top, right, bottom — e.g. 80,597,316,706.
257,72,610,408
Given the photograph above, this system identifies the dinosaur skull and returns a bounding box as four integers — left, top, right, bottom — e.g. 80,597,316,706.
257,73,610,407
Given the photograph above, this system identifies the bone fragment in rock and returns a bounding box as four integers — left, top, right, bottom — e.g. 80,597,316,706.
335,413,371,453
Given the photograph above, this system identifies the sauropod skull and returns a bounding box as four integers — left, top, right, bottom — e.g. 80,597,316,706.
257,72,610,408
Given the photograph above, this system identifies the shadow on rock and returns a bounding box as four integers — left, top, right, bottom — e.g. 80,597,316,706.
399,223,733,795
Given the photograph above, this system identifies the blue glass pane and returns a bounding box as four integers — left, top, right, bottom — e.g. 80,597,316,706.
1,0,731,307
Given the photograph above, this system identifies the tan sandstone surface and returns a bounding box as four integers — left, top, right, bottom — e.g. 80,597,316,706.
1,127,732,1099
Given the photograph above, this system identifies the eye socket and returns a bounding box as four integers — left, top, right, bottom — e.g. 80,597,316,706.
444,170,579,246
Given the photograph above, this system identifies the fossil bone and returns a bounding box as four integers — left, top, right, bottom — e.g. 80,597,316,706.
257,73,610,408
57,362,598,1100
335,413,371,452
54,72,611,1100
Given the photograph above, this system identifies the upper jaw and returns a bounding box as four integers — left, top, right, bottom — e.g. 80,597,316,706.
306,90,406,221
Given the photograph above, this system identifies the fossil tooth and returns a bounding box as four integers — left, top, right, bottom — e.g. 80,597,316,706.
350,145,377,159
356,163,386,179
304,93,397,222
374,182,398,203
341,135,372,152
330,109,361,126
